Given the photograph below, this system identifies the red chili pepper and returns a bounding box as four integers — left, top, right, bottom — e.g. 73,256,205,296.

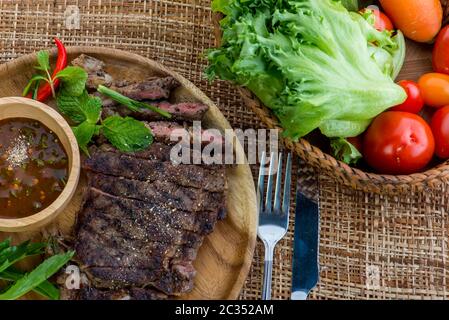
27,37,67,102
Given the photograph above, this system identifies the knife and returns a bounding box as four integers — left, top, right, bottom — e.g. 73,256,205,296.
291,185,320,300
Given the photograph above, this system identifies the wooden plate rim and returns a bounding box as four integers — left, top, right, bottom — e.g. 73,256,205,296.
0,47,258,300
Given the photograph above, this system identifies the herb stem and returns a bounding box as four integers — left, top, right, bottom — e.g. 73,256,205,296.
32,80,40,100
46,69,56,98
97,85,172,119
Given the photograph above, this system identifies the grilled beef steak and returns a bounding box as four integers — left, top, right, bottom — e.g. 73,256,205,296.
116,77,179,101
72,54,179,101
83,148,226,192
87,172,225,216
71,54,113,89
75,190,202,294
144,121,224,146
62,58,227,299
102,101,209,122
73,146,226,296
61,286,168,300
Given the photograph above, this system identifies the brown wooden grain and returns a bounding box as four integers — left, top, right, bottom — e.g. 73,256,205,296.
0,47,257,300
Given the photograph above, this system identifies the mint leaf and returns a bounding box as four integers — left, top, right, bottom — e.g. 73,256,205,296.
101,116,153,152
56,90,102,124
35,51,50,72
72,121,97,156
83,96,102,124
56,66,88,97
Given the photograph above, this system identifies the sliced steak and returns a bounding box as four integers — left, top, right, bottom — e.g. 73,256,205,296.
75,190,200,294
83,184,220,234
83,149,226,192
97,143,173,162
86,265,195,294
116,76,179,101
62,286,168,300
65,56,228,299
102,101,209,122
73,152,226,296
71,54,113,89
146,121,225,148
77,189,205,249
87,172,224,218
146,121,185,144
96,143,172,161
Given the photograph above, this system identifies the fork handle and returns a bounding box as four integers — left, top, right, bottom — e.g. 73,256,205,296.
262,244,275,300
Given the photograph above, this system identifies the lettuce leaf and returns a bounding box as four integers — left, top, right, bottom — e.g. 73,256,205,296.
330,137,362,165
207,0,406,139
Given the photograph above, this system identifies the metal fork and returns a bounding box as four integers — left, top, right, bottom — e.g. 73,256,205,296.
257,152,292,300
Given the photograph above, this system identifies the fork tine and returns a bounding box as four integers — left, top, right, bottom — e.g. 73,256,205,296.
273,153,283,213
257,152,266,213
282,153,292,214
264,153,276,214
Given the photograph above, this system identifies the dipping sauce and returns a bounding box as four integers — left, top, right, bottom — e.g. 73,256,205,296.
0,118,68,219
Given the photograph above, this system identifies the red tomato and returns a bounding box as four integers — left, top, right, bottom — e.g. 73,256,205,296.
418,73,449,108
362,7,394,31
431,105,449,158
363,112,435,174
390,80,424,113
433,25,449,75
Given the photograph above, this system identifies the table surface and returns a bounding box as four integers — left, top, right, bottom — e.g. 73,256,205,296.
0,0,448,300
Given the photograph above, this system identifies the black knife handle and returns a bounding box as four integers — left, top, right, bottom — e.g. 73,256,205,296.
292,192,320,295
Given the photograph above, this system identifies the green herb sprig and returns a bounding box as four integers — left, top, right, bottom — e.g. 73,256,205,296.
57,84,154,155
23,51,87,99
0,267,59,300
25,51,170,155
0,238,73,300
53,63,164,154
97,85,172,119
23,51,53,98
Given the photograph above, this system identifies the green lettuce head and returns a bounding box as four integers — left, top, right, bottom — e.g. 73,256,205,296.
206,0,406,140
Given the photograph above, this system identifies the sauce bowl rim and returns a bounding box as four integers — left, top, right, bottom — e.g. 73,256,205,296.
0,97,80,232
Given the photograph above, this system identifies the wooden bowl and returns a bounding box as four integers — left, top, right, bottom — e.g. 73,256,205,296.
0,97,80,232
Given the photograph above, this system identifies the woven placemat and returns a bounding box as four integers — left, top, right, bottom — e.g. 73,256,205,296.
0,0,448,300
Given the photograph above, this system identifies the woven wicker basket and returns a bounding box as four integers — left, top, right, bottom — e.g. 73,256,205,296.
213,3,449,195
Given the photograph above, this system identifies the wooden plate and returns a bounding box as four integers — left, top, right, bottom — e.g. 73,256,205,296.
0,47,257,300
